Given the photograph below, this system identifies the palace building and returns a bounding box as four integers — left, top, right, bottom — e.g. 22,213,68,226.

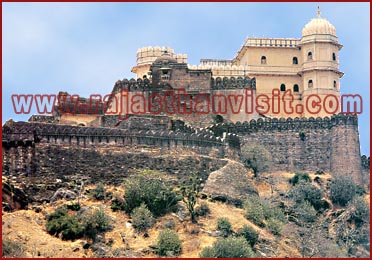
130,8,343,119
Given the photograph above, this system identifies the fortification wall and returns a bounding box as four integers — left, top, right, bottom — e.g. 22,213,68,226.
207,114,363,183
2,114,364,185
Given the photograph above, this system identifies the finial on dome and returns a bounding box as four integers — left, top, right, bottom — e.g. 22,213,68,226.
317,6,321,17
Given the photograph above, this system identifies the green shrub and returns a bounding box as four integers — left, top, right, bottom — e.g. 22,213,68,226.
123,176,178,217
199,246,215,258
195,202,210,217
348,196,370,227
78,208,111,241
262,201,287,223
66,202,81,211
131,203,154,233
289,173,311,185
266,218,283,236
46,207,111,241
46,208,84,240
237,224,259,246
293,201,317,222
289,183,324,210
157,229,182,256
240,143,272,176
200,236,254,258
217,217,233,237
244,196,265,227
91,183,112,201
329,176,357,206
111,197,126,211
85,208,111,232
2,239,25,257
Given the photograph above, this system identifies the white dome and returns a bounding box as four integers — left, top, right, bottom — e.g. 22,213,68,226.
302,17,336,37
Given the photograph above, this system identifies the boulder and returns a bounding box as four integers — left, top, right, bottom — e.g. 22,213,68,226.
202,160,258,204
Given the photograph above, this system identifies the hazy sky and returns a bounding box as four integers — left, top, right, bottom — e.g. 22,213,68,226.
2,2,370,155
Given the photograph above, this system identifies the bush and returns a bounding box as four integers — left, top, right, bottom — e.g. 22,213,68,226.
348,196,370,227
110,197,125,211
46,208,84,240
237,224,259,246
66,202,81,211
2,239,25,257
289,173,311,185
199,246,215,258
262,201,287,223
84,208,111,232
91,183,112,201
289,183,324,210
195,202,210,217
157,229,182,256
217,217,233,237
329,176,357,206
293,201,317,222
266,218,283,236
46,207,111,241
240,143,272,176
200,236,254,258
131,203,154,233
123,176,178,217
244,196,265,227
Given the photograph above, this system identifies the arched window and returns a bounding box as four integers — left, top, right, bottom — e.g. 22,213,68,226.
280,84,286,91
308,80,313,88
293,84,299,92
261,56,267,64
333,80,337,88
332,53,336,61
307,51,313,60
292,57,298,65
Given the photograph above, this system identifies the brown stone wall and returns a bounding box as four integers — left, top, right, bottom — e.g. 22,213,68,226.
2,143,227,203
207,114,363,183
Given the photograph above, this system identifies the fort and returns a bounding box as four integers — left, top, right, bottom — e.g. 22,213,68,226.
2,9,369,194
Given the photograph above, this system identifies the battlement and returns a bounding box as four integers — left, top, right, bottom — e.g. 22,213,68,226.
200,59,233,67
2,121,230,152
211,76,256,90
243,37,300,48
111,78,151,93
207,113,358,136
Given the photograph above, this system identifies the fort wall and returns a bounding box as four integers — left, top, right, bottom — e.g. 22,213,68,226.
206,113,363,183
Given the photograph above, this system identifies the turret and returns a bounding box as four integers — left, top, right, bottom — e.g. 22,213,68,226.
300,7,344,117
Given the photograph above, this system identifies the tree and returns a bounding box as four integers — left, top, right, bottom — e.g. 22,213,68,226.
329,175,357,206
180,173,201,223
240,143,272,176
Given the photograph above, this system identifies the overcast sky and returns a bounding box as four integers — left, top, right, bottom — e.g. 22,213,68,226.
2,2,370,155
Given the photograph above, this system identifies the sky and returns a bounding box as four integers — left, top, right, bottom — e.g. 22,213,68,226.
2,2,370,155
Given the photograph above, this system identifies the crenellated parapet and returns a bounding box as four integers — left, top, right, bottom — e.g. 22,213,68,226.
207,113,358,136
211,76,256,90
2,121,228,154
111,78,151,94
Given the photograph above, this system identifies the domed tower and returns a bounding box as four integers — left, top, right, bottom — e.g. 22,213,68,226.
300,7,343,117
